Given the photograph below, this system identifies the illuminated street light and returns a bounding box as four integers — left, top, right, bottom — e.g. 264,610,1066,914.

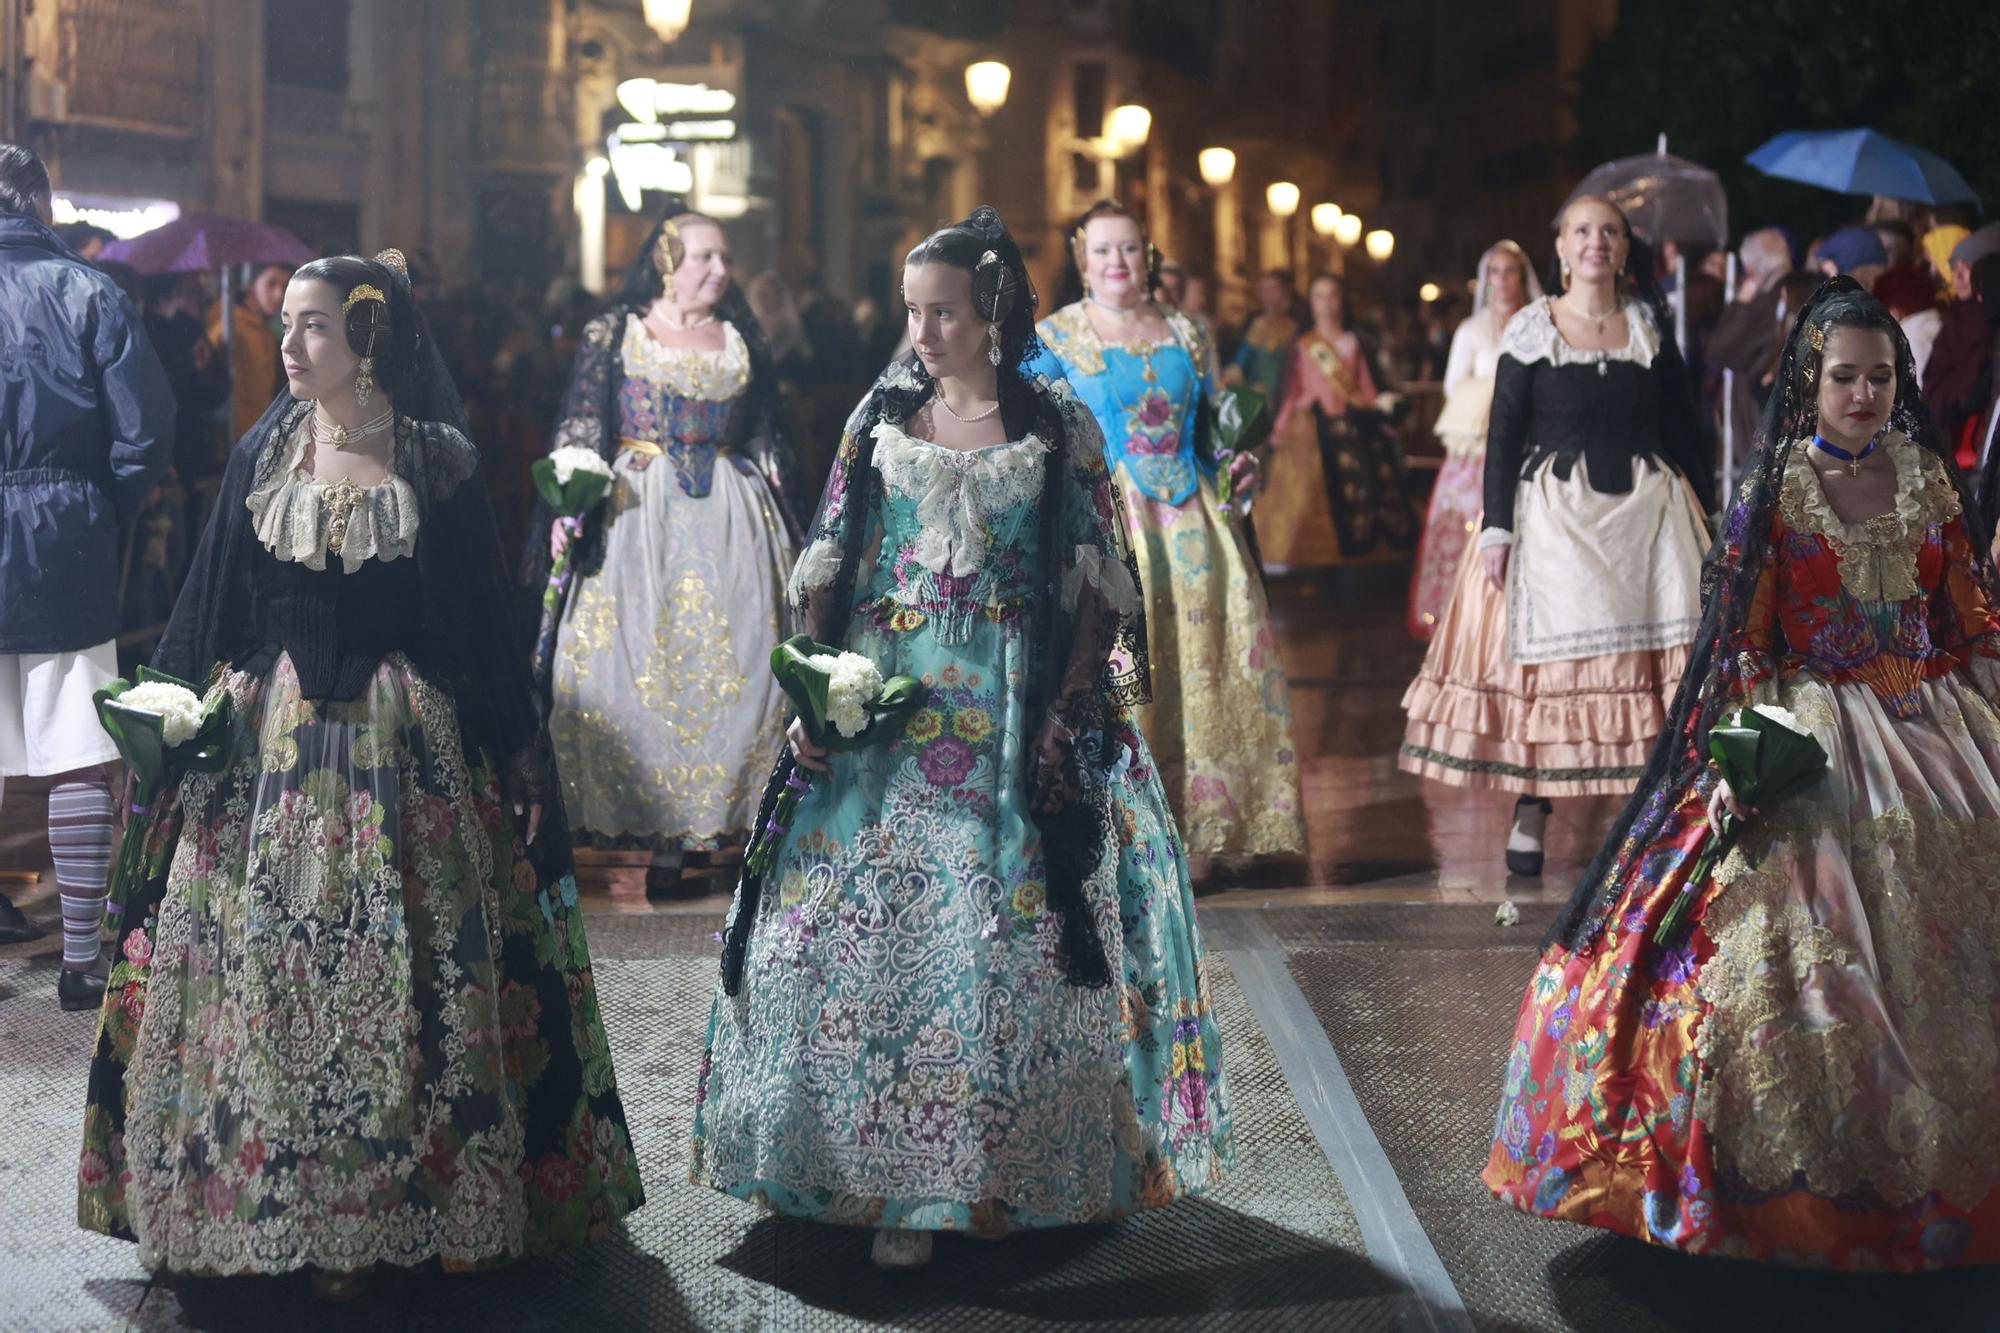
965,61,1011,116
1366,229,1395,262
1266,181,1300,218
643,0,693,43
1197,147,1237,188
1332,213,1363,246
1310,203,1342,237
1419,282,1441,302
1106,104,1153,155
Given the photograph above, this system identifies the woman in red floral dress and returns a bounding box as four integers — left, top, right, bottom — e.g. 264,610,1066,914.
1484,277,2000,1270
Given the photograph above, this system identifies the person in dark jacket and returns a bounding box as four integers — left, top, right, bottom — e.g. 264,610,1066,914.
0,144,173,1008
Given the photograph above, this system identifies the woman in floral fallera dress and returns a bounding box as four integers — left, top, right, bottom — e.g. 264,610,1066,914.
78,253,641,1293
691,209,1230,1272
1029,200,1305,868
1485,279,2000,1269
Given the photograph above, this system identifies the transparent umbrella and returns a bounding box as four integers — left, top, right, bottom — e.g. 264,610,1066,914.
1560,149,1728,249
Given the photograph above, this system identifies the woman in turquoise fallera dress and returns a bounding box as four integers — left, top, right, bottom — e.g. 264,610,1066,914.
690,209,1230,1270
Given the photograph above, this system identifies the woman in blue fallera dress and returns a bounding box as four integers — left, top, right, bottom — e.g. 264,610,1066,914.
689,208,1231,1270
1028,202,1304,867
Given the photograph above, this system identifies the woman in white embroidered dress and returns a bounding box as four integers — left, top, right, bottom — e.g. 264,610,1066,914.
691,209,1230,1272
1409,241,1540,638
1400,197,1716,874
533,207,798,884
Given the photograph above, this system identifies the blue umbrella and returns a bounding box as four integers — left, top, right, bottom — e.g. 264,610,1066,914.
1746,129,1980,207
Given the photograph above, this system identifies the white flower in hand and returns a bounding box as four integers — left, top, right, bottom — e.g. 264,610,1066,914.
1748,702,1801,732
822,652,885,739
548,445,614,485
118,681,205,747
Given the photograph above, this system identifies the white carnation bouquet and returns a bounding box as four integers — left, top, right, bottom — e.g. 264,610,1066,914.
93,667,236,927
742,635,927,880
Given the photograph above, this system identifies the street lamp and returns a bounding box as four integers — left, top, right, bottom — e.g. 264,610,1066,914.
965,61,1011,116
1332,213,1363,247
1419,282,1441,302
1106,104,1153,155
643,0,693,43
1197,147,1236,188
1265,181,1300,218
1365,228,1395,262
1310,203,1342,238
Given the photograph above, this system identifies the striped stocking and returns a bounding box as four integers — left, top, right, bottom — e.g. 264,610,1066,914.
49,779,116,970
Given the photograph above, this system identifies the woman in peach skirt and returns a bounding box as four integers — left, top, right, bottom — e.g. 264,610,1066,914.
1400,196,1714,874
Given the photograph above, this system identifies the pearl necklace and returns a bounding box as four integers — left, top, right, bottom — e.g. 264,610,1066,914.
313,405,396,451
1559,292,1619,337
655,306,717,331
933,389,1000,424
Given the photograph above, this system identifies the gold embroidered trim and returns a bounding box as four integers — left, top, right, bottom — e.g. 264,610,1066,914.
1776,433,1958,604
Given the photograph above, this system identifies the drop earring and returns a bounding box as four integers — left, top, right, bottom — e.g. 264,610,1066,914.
987,324,1002,367
354,356,376,408
1559,259,1571,290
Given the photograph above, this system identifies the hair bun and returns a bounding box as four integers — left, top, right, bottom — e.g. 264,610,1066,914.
966,206,1008,244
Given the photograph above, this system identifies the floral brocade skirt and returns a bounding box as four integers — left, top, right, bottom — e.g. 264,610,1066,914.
78,653,643,1275
1122,470,1305,859
690,612,1232,1233
1483,665,2000,1269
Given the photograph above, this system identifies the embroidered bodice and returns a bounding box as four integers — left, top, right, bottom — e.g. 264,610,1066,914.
1736,435,2000,717
616,314,751,498
245,415,420,574
790,409,1141,649
1028,303,1214,505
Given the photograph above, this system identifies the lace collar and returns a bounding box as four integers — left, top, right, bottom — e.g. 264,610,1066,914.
621,314,751,402
246,411,421,573
1499,296,1661,370
1777,432,1959,603
870,420,1050,576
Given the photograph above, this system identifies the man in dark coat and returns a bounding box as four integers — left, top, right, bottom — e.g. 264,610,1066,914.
0,144,173,1008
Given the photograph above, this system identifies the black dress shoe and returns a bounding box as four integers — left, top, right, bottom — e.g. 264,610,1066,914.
0,895,44,945
1504,797,1553,878
58,967,107,1012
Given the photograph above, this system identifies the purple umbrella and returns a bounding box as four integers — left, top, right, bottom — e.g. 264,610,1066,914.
98,212,315,275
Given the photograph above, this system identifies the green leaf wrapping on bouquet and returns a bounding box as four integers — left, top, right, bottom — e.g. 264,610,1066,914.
93,668,236,928
94,670,237,804
1658,706,1830,946
530,456,614,518
1207,386,1272,456
93,679,167,798
769,634,927,753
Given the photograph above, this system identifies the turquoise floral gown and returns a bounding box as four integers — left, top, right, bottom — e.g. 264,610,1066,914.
690,366,1232,1232
78,407,642,1275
